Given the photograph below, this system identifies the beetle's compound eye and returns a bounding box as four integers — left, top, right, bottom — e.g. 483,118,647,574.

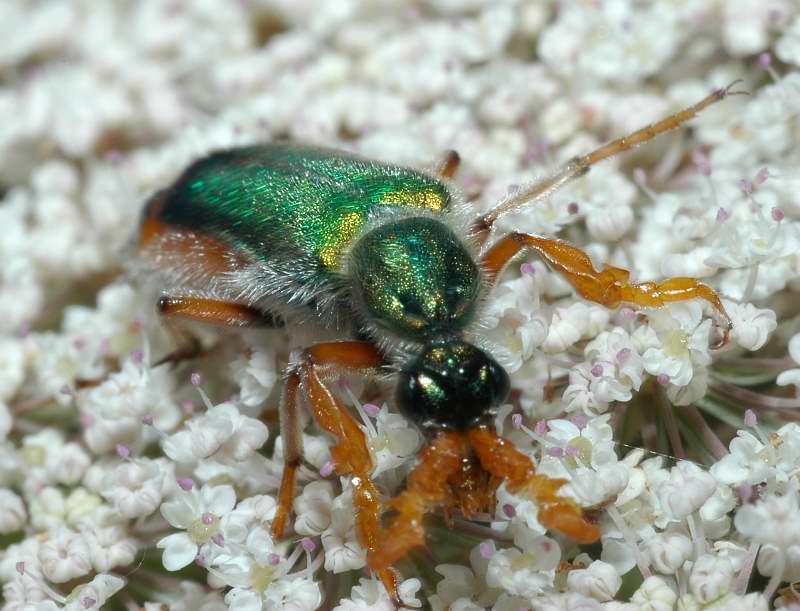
396,338,510,431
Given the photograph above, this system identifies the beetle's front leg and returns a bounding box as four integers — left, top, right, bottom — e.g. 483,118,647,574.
481,232,732,340
273,341,403,602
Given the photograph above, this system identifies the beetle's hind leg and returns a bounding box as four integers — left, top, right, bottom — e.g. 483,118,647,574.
468,426,601,544
271,341,404,602
368,431,469,572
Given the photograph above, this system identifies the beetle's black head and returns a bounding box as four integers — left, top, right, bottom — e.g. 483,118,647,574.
396,337,510,431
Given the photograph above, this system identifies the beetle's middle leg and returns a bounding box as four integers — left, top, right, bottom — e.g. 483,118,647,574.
273,341,403,601
433,149,461,179
480,231,732,340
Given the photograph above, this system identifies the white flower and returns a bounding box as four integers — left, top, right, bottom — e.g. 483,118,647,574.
367,405,421,476
639,301,712,402
38,527,92,583
723,300,777,351
0,488,26,533
0,337,26,401
333,577,422,611
101,458,168,519
631,576,678,611
777,333,800,391
157,484,237,571
566,560,621,602
656,461,716,520
293,481,334,536
321,488,366,573
83,523,138,573
162,402,268,463
756,543,800,582
776,16,800,66
734,488,800,547
229,344,278,411
643,531,692,574
64,573,126,611
542,303,609,354
486,525,560,598
689,554,735,604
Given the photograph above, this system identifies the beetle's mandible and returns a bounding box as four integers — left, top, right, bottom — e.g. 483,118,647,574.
135,82,742,603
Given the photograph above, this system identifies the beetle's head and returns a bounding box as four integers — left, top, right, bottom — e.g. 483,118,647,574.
395,337,510,431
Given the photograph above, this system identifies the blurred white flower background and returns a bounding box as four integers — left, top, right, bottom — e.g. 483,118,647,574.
2,0,800,609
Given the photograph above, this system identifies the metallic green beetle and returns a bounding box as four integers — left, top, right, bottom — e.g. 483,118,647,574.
135,84,737,599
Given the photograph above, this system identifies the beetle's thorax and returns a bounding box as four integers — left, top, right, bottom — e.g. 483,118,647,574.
349,216,480,342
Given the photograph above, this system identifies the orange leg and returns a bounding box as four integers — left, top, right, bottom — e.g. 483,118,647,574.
269,342,401,600
468,426,600,544
481,232,732,339
472,81,745,242
434,149,461,179
368,431,469,572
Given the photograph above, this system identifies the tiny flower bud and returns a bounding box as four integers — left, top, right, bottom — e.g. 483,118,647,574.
502,503,516,518
80,413,95,428
201,512,214,525
591,364,603,377
744,409,757,427
737,483,753,501
81,597,97,609
738,179,754,195
534,420,548,435
547,446,565,457
716,207,730,222
754,167,769,184
479,541,494,558
180,400,194,414
60,385,73,396
130,349,143,364
362,403,380,417
115,444,131,459
691,150,712,176
616,348,631,363
772,207,785,221
511,413,523,429
757,52,772,68
620,307,636,320
15,562,24,575
141,414,154,426
520,262,536,275
567,202,580,215
320,461,335,477
633,168,647,186
190,373,201,386
301,537,316,552
177,478,195,491
657,374,669,386
268,553,281,565
565,445,579,457
571,414,588,429
212,533,224,546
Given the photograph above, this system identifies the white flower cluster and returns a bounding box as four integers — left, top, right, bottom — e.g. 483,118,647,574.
1,0,800,609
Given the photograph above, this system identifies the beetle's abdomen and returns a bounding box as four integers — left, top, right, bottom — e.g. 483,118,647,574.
349,217,480,340
140,145,453,275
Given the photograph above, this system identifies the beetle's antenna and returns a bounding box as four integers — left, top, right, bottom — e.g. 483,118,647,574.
473,80,748,238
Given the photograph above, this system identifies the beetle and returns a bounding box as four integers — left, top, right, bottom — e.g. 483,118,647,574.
135,83,738,603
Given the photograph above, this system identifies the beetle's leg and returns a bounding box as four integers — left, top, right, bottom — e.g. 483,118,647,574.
273,342,403,601
153,295,279,365
471,81,745,243
434,149,461,179
368,431,469,571
481,232,732,341
468,426,601,544
271,371,302,540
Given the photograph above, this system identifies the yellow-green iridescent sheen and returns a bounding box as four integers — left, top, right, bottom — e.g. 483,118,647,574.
350,217,480,339
156,144,451,272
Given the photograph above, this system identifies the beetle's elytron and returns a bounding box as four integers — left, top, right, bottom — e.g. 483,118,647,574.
136,83,739,603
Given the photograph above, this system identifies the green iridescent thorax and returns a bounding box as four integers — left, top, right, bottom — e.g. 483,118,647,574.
350,217,480,340
156,145,452,272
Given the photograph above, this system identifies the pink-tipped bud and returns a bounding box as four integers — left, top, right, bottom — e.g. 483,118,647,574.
534,420,548,435
190,372,202,386
131,349,144,364
772,207,785,222
744,409,757,428
320,461,335,478
141,414,154,426
565,445,579,457
757,52,772,68
177,477,195,491
567,202,580,215
633,168,647,186
81,597,97,609
201,512,214,525
547,446,565,458
716,207,730,222
520,262,536,275
180,400,195,414
362,403,380,417
616,348,631,363
268,553,281,565
590,364,603,377
511,413,523,429
502,503,516,518
620,307,636,321
656,373,670,386
754,167,770,185
301,537,316,552
211,533,225,546
15,562,24,575
115,444,131,459
736,482,753,501
479,541,494,559
738,178,754,195
60,384,74,396
571,414,588,429
691,149,712,177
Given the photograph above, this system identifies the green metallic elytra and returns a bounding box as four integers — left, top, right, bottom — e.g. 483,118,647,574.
157,143,452,272
350,217,479,339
